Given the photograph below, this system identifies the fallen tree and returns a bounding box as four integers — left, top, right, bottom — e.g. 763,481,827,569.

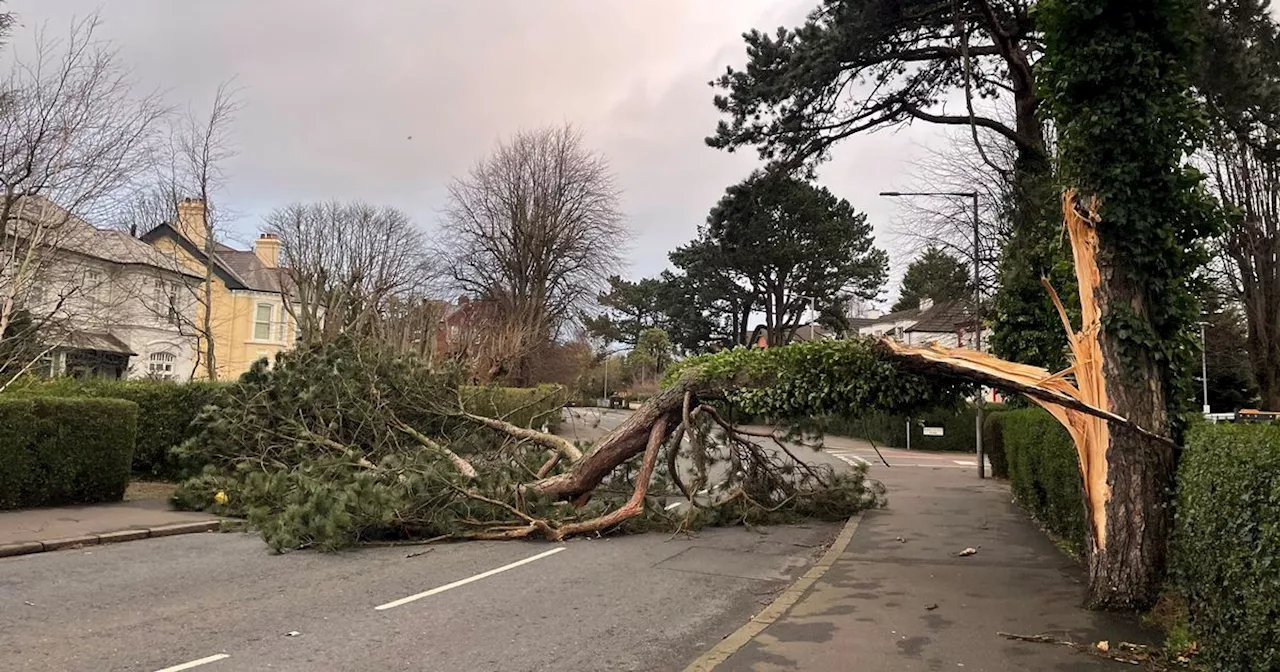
172,335,966,551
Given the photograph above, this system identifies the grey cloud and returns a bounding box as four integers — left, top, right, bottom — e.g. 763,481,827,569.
5,0,937,303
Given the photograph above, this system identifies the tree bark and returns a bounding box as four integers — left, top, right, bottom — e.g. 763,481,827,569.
1087,253,1175,610
532,373,696,501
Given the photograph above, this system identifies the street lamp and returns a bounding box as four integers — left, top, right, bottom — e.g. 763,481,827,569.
881,190,985,478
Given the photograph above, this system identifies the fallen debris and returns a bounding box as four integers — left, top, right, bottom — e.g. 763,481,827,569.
958,547,978,557
997,632,1193,670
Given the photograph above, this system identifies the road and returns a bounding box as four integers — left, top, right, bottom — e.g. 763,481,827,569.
1,517,840,672
1,410,987,672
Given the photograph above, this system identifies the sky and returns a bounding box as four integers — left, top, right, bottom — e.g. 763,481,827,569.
5,0,972,307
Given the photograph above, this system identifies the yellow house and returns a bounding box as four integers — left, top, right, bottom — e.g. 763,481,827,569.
141,199,295,380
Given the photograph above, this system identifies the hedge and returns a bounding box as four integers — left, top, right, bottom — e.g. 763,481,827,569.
819,404,1005,453
1003,407,1085,554
0,397,137,509
460,384,567,432
1173,423,1280,671
4,378,226,480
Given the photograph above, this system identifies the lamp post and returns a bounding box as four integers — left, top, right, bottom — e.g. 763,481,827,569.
1197,320,1210,415
881,190,985,478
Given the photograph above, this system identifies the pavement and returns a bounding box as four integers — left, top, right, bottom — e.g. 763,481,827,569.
701,447,1152,671
0,498,221,557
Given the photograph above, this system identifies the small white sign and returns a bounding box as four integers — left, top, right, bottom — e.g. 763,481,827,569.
922,426,945,437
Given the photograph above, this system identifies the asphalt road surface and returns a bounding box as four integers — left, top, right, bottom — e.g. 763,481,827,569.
2,410,986,672
2,521,840,672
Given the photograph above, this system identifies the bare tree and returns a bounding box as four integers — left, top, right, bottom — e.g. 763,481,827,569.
118,84,239,380
263,200,433,343
440,124,627,383
0,14,167,388
891,128,1019,300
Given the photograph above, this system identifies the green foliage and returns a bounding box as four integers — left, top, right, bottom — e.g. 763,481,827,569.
1037,0,1220,428
892,247,972,313
5,377,228,479
460,384,567,433
1173,423,1280,671
982,410,1010,479
0,397,136,509
668,338,968,419
582,275,669,347
1002,407,1085,554
818,405,1003,454
703,170,887,346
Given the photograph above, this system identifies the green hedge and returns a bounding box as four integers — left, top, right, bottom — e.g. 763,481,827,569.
460,384,567,431
983,411,1009,479
0,397,137,509
1173,423,1280,671
819,404,1004,453
4,378,226,480
1003,407,1085,554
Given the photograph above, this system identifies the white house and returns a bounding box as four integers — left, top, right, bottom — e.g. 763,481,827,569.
15,196,203,381
854,298,989,351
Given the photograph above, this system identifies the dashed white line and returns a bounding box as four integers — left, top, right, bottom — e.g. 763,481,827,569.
665,501,683,511
953,460,978,466
374,546,566,611
153,654,230,672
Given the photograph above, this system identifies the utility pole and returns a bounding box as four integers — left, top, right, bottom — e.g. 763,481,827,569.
1198,320,1210,415
881,190,985,478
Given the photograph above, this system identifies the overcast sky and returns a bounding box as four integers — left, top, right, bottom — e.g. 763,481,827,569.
7,0,984,306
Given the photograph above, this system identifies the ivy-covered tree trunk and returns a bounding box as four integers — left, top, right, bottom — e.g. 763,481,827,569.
1087,262,1177,609
1039,0,1215,609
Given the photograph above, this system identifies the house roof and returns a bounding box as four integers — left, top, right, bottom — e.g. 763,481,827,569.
905,299,978,333
140,222,286,294
12,196,200,280
63,331,136,356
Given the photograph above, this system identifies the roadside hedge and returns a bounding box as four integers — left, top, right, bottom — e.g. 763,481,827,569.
0,397,137,509
4,378,226,480
1173,423,1280,671
460,384,567,431
819,404,1004,453
1003,407,1085,554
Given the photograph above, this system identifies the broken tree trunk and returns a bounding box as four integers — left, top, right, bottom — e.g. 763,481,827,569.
531,374,701,502
883,192,1174,610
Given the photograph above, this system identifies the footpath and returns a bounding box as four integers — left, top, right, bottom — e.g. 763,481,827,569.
695,456,1152,671
0,497,220,557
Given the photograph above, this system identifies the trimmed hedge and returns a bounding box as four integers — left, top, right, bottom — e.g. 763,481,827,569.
0,397,137,509
1003,407,1084,553
4,378,226,480
820,404,1005,453
460,384,567,431
1173,423,1280,671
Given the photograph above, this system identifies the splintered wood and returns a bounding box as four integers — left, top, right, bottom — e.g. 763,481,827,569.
882,191,1112,550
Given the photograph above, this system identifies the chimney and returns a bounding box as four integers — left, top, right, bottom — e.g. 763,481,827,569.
918,297,934,312
254,233,280,268
175,198,208,250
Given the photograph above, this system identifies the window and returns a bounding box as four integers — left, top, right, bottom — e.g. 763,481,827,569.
148,351,175,380
254,303,274,341
84,269,104,302
168,283,180,325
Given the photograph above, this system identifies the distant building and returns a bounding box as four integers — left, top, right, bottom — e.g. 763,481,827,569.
16,196,203,380
141,199,296,379
855,298,988,351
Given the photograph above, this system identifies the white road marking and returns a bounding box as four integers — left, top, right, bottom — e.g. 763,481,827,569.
153,654,230,672
665,501,683,511
374,547,566,611
953,460,977,466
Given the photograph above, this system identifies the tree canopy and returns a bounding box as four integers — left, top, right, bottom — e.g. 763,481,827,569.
697,170,887,346
892,246,973,312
